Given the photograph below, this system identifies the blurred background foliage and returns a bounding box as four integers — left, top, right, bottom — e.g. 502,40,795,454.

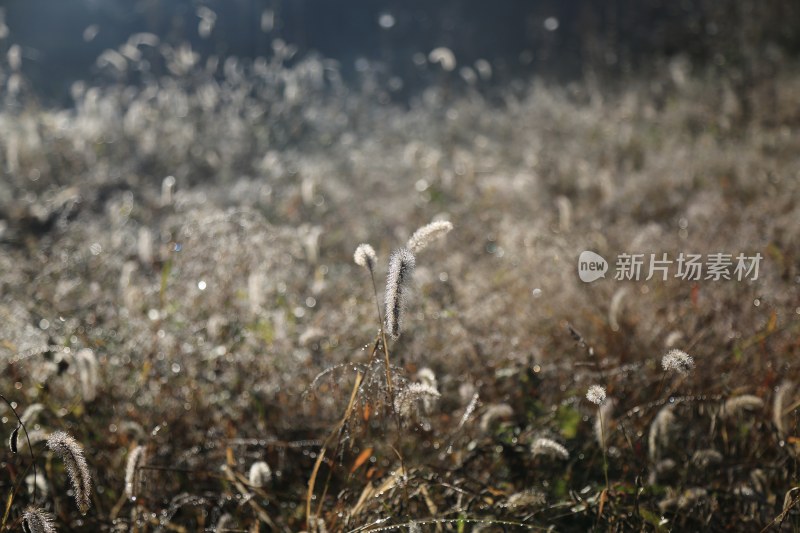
2,0,799,103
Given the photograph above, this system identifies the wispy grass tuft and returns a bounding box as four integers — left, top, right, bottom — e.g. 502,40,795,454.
124,445,146,499
384,248,415,339
406,220,453,254
46,431,92,515
22,507,56,533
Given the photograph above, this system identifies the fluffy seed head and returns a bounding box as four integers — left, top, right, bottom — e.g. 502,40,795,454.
353,243,377,271
406,220,453,253
648,404,676,461
479,403,513,432
661,349,694,374
384,248,416,339
74,348,99,402
459,392,480,429
773,381,794,438
428,47,456,71
691,449,723,468
22,507,56,533
394,382,441,419
721,394,764,419
46,431,92,514
502,490,546,508
20,403,45,426
677,487,708,510
416,368,438,391
531,437,569,460
124,445,146,498
586,385,606,405
248,460,272,488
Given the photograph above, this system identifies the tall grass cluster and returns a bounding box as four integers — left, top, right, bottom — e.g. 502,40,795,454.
0,26,799,531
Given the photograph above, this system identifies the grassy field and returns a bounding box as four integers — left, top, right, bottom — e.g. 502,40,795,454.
1,41,800,531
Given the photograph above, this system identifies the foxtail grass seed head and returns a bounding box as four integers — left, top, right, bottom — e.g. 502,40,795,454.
648,404,676,461
502,490,547,509
46,431,92,514
428,47,456,72
416,367,437,388
161,175,176,206
479,403,513,432
125,445,146,499
406,220,453,253
22,507,56,533
458,392,480,429
721,394,764,419
384,248,416,339
394,382,441,419
648,459,677,486
531,437,569,460
353,243,377,271
248,461,272,488
677,487,708,510
415,368,439,410
586,385,606,405
20,403,45,426
608,287,628,332
75,348,99,402
691,449,723,468
774,381,794,438
661,349,694,374
500,489,547,509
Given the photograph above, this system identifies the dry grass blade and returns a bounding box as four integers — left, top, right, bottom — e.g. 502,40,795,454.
307,370,363,530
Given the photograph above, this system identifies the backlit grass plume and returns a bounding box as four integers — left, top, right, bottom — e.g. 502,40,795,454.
46,431,92,515
124,444,146,499
248,460,272,488
773,381,795,438
394,382,441,419
586,385,606,405
22,507,56,533
384,248,416,339
406,220,453,253
661,349,694,375
721,394,764,419
648,404,676,461
354,243,377,272
531,437,569,460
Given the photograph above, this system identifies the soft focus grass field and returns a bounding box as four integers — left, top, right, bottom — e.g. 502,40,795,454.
1,42,799,531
